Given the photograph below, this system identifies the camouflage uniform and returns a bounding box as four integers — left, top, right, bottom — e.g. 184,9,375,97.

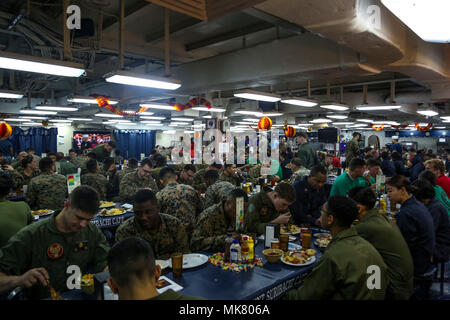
81,173,109,200
190,202,236,252
116,167,136,183
114,155,124,165
81,161,103,176
17,168,41,187
70,155,87,170
92,144,111,163
219,171,244,187
288,167,311,184
56,160,77,176
192,168,207,193
204,181,236,208
151,166,165,191
156,182,203,235
12,161,22,171
1,168,25,190
119,170,159,203
246,191,292,235
26,172,67,210
115,214,190,260
247,165,274,184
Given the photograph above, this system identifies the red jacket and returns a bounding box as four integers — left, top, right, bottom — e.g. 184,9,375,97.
332,156,342,168
437,175,450,198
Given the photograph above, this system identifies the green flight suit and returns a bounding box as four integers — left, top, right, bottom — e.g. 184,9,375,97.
92,144,111,163
295,143,318,170
56,160,77,176
0,211,109,299
284,227,388,300
246,191,292,235
345,139,360,165
355,208,414,300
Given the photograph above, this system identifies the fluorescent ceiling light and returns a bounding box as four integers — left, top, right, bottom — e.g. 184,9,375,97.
234,90,281,102
234,111,263,117
94,113,123,118
435,126,446,129
49,119,72,123
281,97,318,107
67,96,118,105
68,118,93,121
20,109,57,115
140,116,166,120
171,117,194,122
309,118,332,123
0,51,84,77
20,122,41,126
381,0,450,43
141,121,162,124
350,124,369,128
192,107,226,112
19,116,47,120
326,114,348,119
356,119,374,123
356,105,401,111
320,103,350,111
184,130,195,134
243,118,260,122
106,120,131,123
144,123,163,126
4,118,31,122
140,103,175,111
262,112,284,116
236,121,253,125
139,112,155,116
163,130,176,134
105,70,181,90
332,122,355,125
417,110,439,117
296,123,310,126
202,115,212,119
372,121,400,125
35,105,79,112
0,90,24,99
169,122,189,126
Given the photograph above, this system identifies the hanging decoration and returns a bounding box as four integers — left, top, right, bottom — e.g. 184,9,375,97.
371,124,384,131
95,96,148,116
283,124,296,138
415,123,433,132
257,116,273,130
391,124,409,130
0,122,12,140
173,97,212,112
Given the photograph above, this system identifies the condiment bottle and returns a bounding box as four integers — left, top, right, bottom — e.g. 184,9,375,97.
230,239,241,264
248,237,254,264
241,236,249,264
224,233,234,262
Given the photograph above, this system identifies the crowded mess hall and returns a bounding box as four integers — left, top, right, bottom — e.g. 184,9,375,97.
0,0,450,304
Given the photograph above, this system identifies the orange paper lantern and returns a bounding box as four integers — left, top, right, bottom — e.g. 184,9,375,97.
283,126,296,138
0,122,12,140
257,117,272,130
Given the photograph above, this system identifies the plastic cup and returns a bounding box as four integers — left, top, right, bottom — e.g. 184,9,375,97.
279,234,289,251
301,229,312,249
171,253,183,278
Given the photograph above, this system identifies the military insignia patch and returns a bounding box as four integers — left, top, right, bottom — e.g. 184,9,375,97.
47,243,63,260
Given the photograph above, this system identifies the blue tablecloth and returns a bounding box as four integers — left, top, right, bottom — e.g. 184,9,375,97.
59,230,327,300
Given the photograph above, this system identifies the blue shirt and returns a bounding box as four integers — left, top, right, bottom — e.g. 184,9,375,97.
397,196,435,276
0,139,12,156
409,162,425,182
381,159,396,177
290,177,327,225
391,143,403,154
426,198,450,262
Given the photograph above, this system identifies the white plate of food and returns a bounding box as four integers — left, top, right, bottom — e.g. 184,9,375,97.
31,209,54,217
155,260,169,270
99,201,116,208
281,249,317,267
100,208,127,216
167,253,208,269
314,232,331,239
314,233,332,248
280,224,301,235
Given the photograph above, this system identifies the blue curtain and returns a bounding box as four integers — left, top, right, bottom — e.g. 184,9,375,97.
113,130,156,159
9,127,57,156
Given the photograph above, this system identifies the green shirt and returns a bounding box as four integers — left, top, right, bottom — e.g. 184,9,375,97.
355,208,414,300
92,144,111,163
56,160,77,176
0,199,33,248
434,185,450,217
329,172,368,197
295,143,318,170
0,211,109,299
284,227,388,300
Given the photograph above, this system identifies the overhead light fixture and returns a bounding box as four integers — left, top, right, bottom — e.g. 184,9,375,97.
139,103,175,111
262,112,284,117
106,120,131,123
417,105,439,117
435,126,446,129
139,112,155,116
169,122,189,126
320,103,350,111
49,119,72,123
140,116,166,120
20,109,57,115
192,107,226,112
4,118,31,122
326,114,348,119
141,121,162,124
20,122,41,126
144,123,163,126
236,121,254,125
350,124,369,128
356,105,402,111
35,105,79,112
68,118,93,121
440,116,450,121
356,119,374,123
202,115,212,119
243,118,260,122
372,121,400,125
234,111,263,117
309,118,332,124
105,70,181,90
0,90,24,99
163,130,176,134
184,130,195,134
381,0,450,43
0,51,85,77
94,113,123,118
296,123,311,126
234,90,281,102
332,122,355,125
19,116,47,120
171,117,195,122
67,96,119,105
281,97,318,107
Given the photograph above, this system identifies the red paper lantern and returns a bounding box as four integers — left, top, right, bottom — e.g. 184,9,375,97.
283,126,296,137
257,117,272,130
0,122,12,140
